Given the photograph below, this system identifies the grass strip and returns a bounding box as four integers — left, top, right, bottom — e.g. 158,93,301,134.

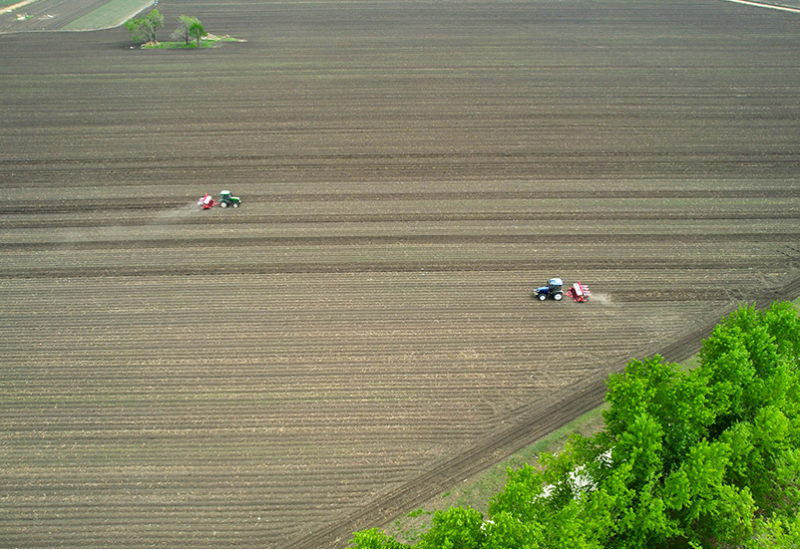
385,404,607,545
141,36,244,49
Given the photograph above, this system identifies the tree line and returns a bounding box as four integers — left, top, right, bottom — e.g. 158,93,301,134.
125,10,206,47
353,301,800,548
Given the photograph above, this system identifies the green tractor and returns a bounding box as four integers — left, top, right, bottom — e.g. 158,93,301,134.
219,190,241,208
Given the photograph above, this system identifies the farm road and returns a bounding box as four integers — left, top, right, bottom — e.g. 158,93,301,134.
723,0,800,13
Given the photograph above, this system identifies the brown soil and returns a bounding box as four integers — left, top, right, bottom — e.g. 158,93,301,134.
1,0,799,547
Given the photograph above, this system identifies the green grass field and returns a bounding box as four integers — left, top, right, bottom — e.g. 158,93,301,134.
62,0,152,30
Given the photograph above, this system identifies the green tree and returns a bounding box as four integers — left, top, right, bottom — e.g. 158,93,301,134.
350,528,409,549
124,9,164,44
173,15,207,47
750,515,800,548
416,508,486,549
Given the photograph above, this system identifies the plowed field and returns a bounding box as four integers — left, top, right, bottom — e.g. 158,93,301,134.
2,0,799,547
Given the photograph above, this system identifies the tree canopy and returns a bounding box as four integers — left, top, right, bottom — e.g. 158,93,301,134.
124,9,164,44
351,301,800,549
173,15,207,47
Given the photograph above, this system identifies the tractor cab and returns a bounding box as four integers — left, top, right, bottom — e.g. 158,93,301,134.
219,190,241,208
533,278,564,301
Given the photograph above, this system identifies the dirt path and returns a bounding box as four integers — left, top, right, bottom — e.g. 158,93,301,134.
3,0,40,12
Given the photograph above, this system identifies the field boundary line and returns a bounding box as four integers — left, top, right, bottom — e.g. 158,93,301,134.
288,373,610,549
285,323,706,548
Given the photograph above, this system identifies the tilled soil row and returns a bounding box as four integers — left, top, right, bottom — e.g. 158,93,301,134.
5,211,799,229
0,260,779,280
2,232,799,252
3,157,800,188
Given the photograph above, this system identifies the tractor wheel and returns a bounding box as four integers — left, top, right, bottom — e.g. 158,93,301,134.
537,293,547,301
553,292,563,301
220,202,228,208
233,202,239,208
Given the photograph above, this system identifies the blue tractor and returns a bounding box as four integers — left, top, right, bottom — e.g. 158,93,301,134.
533,278,564,301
